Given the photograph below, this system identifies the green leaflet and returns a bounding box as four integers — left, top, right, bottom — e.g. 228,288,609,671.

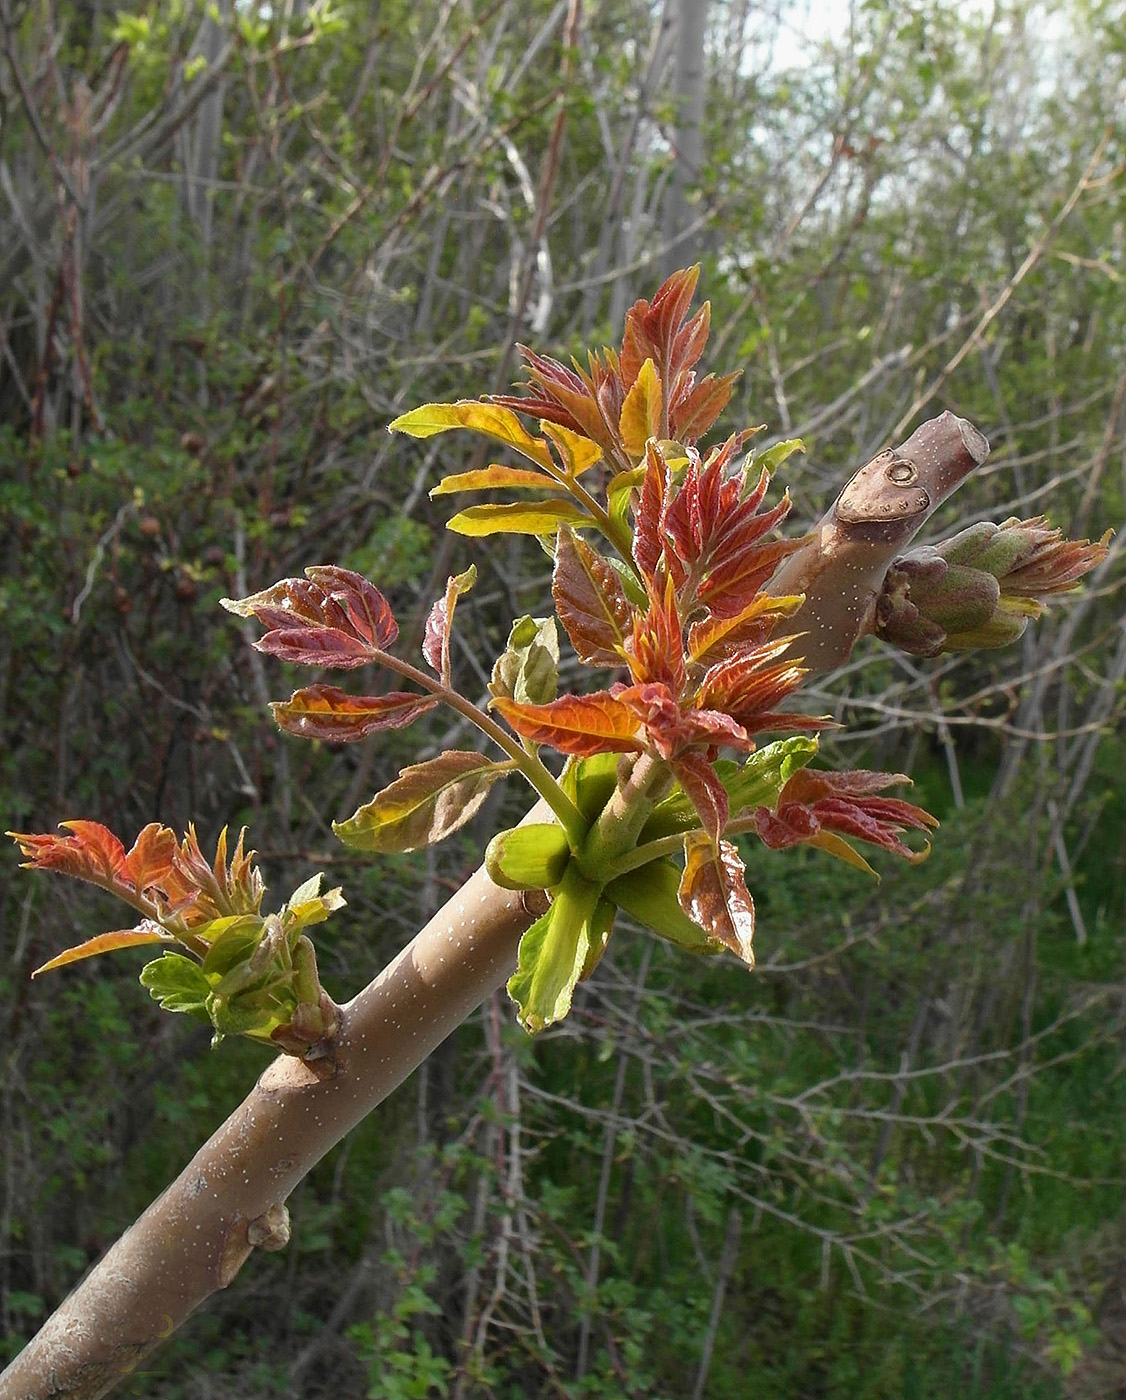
561,751,621,822
489,616,559,706
605,860,719,953
200,915,266,978
507,866,602,1034
753,438,805,475
140,952,212,1019
447,501,588,537
486,824,572,891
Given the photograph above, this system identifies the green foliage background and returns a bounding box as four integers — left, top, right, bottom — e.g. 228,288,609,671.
1,1,1123,1395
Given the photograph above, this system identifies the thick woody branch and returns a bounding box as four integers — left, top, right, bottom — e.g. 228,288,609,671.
767,412,990,673
1,418,989,1398
0,863,535,1400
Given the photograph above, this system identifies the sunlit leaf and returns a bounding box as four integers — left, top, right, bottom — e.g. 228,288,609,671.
687,592,804,663
493,692,641,757
678,834,755,966
430,466,564,496
282,873,346,932
808,830,878,877
272,685,438,741
619,357,663,457
389,400,555,471
542,421,603,476
334,751,511,853
446,501,589,537
33,925,171,977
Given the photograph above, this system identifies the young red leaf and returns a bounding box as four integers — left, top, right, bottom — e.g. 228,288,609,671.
697,535,801,618
695,639,813,732
494,347,616,458
11,820,128,884
678,834,755,967
687,592,804,663
33,925,172,978
755,769,938,864
625,577,686,691
493,692,642,757
423,565,477,684
9,821,176,910
670,370,740,443
670,753,730,846
632,439,670,587
671,302,710,378
271,685,438,742
305,566,400,647
620,265,700,385
553,527,633,668
334,751,511,853
615,682,751,760
158,826,265,930
222,567,398,668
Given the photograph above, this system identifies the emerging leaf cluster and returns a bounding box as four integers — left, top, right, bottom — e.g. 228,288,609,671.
215,268,936,1032
11,267,1106,1042
9,822,342,1053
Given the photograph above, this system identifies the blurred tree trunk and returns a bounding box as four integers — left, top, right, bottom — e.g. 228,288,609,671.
661,0,708,277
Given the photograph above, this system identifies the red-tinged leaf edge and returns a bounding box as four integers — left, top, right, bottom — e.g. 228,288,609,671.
271,685,439,742
334,750,512,853
678,834,755,966
33,924,173,977
552,527,633,667
423,565,477,683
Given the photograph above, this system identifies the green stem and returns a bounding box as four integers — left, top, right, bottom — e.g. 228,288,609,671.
370,648,588,848
577,752,673,877
567,474,637,567
599,828,697,881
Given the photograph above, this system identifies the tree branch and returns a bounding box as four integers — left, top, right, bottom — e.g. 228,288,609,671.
0,863,538,1400
0,415,989,1398
767,411,990,673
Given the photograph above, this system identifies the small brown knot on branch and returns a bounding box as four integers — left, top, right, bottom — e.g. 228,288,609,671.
247,1203,291,1252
